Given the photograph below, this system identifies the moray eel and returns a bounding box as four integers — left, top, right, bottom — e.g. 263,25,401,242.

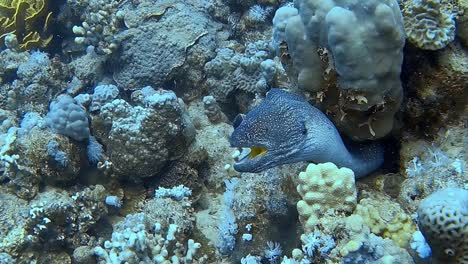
229,89,384,178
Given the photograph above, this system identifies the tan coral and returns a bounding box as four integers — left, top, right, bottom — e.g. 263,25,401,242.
296,162,357,233
403,0,456,50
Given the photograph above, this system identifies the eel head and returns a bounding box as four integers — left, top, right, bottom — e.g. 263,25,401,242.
229,89,309,173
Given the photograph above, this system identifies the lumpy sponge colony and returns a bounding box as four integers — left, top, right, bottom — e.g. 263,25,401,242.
417,187,468,263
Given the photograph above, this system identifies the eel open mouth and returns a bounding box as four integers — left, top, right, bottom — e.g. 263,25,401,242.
235,146,268,164
249,146,268,158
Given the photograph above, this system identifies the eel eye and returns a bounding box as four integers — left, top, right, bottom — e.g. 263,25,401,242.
233,114,245,128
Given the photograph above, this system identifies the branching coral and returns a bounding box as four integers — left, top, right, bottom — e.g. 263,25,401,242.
0,0,53,50
69,0,121,54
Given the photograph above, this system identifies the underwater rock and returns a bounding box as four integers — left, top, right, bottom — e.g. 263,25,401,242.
186,100,234,188
69,50,106,90
4,126,82,199
399,124,467,211
143,187,195,233
73,246,97,264
0,191,29,256
98,89,194,180
403,42,467,137
112,1,216,91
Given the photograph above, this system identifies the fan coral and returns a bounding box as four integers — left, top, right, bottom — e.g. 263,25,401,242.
0,0,53,50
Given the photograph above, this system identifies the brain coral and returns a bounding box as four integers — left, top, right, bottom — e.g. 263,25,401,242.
403,0,456,50
417,187,468,263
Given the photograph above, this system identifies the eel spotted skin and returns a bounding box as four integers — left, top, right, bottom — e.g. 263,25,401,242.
230,89,384,178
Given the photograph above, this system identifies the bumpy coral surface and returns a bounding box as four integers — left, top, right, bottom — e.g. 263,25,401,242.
0,0,466,263
112,1,212,90
272,0,405,141
417,187,468,263
330,215,415,263
296,162,357,232
205,41,279,101
94,212,206,263
404,0,456,50
355,191,416,248
98,89,194,181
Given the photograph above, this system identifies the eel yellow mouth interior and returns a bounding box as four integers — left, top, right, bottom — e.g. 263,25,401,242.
249,146,268,158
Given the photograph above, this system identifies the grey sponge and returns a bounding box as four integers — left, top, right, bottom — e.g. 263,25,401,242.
46,95,90,141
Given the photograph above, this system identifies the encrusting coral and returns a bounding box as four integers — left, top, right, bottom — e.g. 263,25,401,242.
403,0,456,50
0,0,53,50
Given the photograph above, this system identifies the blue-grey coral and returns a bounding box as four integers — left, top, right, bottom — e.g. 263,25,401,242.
230,89,383,178
46,140,69,167
46,95,90,141
90,84,120,112
112,1,213,90
272,0,405,140
98,88,194,180
204,41,279,101
417,188,468,263
87,136,104,164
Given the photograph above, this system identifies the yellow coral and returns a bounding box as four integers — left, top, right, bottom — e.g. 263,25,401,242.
296,162,357,232
355,191,417,248
0,0,52,50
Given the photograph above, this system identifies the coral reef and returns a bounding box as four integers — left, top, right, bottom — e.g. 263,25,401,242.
402,42,467,137
0,0,466,263
94,212,207,263
204,41,282,101
111,0,218,91
68,0,121,54
355,191,416,248
398,124,467,211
